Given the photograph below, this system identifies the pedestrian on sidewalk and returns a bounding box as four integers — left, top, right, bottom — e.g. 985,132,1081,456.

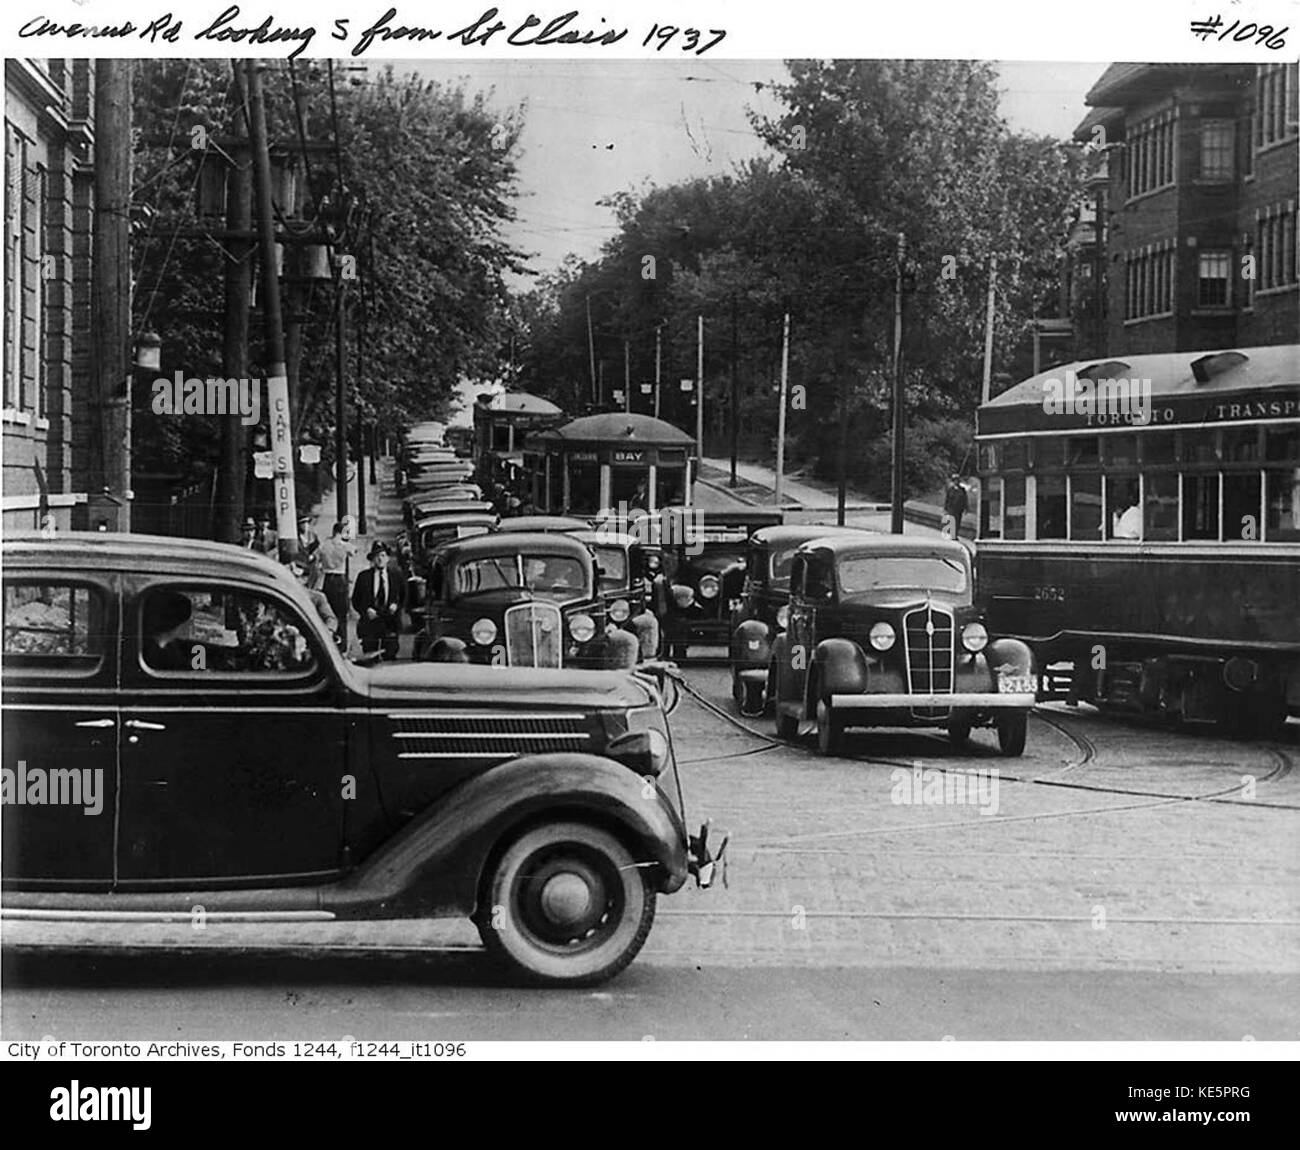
352,540,404,661
288,558,340,646
942,474,970,539
319,517,357,646
297,514,322,588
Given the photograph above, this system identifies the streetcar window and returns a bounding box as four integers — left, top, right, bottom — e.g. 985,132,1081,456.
1142,431,1177,466
1106,476,1142,539
1002,441,1027,471
1035,475,1067,539
1221,427,1261,462
1143,474,1179,540
1004,475,1027,540
1265,469,1300,540
980,479,1003,539
1032,437,1065,470
1070,474,1103,540
1265,425,1300,463
567,458,600,514
1104,435,1138,467
1182,474,1220,540
1182,430,1219,464
978,443,998,472
1223,473,1262,541
656,467,687,509
1067,436,1100,467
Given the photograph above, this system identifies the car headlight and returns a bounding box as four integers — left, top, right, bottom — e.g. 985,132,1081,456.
671,584,695,608
962,622,989,652
698,573,720,599
775,604,790,630
471,617,496,645
569,613,596,643
610,706,673,778
869,621,896,651
609,598,630,622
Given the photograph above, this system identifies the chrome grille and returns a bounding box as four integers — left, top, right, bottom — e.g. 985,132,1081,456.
903,605,954,718
504,601,563,668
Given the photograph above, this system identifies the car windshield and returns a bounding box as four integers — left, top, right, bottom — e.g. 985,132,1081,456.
591,545,627,591
836,555,967,596
690,546,746,574
452,554,588,600
770,546,800,587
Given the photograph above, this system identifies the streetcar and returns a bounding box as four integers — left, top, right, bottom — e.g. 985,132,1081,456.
974,343,1300,736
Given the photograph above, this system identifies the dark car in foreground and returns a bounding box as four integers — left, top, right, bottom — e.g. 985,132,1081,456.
413,532,627,670
730,524,874,714
768,534,1037,755
1,534,701,985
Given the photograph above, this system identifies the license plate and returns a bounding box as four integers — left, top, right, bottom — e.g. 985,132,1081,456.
998,674,1036,695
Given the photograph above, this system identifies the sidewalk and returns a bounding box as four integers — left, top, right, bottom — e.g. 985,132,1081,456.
698,457,975,538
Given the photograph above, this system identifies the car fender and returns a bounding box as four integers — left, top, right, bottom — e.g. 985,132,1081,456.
986,636,1035,680
328,753,688,919
812,637,869,699
731,617,772,671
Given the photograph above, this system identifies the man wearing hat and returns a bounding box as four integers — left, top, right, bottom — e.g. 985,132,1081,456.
239,517,258,550
351,540,404,660
296,513,322,588
142,589,195,671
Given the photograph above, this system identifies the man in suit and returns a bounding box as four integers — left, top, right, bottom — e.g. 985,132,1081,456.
351,540,404,660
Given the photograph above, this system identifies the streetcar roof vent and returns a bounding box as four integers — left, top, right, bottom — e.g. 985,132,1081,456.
1077,359,1131,381
1190,350,1248,384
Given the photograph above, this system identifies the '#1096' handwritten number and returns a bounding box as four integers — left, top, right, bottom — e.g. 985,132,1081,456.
644,25,727,54
1189,16,1287,48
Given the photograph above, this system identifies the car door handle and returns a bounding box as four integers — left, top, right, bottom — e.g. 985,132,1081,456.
75,718,116,728
124,719,166,731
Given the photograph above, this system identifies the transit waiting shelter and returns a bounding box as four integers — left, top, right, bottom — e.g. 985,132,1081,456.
524,413,697,516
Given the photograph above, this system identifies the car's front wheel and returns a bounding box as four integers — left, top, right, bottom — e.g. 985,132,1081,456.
996,712,1028,757
478,821,655,987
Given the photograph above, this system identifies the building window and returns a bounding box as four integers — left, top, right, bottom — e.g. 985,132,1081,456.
1197,250,1232,307
1256,63,1298,149
1199,120,1235,180
3,121,20,410
1126,112,1176,199
1125,245,1175,318
1257,204,1299,291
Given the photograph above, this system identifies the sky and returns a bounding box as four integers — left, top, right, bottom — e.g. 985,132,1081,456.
398,59,1109,284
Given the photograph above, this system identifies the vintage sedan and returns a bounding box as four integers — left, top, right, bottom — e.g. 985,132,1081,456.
571,529,660,661
402,487,486,528
413,532,626,670
411,509,499,572
768,534,1037,756
0,534,704,986
730,524,873,715
660,510,782,659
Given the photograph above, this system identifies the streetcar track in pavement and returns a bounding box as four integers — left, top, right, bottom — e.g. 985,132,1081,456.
674,670,1300,813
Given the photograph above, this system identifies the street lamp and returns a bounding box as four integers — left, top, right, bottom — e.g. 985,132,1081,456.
135,329,161,372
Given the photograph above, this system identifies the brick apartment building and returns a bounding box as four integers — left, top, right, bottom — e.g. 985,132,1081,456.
3,59,96,533
1070,61,1298,358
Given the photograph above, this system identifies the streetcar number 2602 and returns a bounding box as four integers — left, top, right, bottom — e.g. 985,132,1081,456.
1032,586,1066,601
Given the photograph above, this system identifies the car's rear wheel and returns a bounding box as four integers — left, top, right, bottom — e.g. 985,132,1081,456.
477,821,655,987
815,697,844,756
996,712,1028,757
772,660,799,738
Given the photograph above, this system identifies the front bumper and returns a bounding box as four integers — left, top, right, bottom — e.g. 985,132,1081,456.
830,691,1036,709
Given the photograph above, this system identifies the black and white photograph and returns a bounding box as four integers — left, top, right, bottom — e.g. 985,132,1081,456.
1,0,1298,1098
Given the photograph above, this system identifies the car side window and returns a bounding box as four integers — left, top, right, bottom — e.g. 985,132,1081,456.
788,554,807,599
2,581,110,678
139,585,318,677
804,559,834,602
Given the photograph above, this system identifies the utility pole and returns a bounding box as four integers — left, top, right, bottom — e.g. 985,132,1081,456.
597,359,605,408
775,311,790,507
837,373,848,526
890,232,907,535
729,295,738,487
355,415,367,534
216,102,251,544
92,59,132,532
246,59,297,559
586,295,597,406
695,314,704,464
334,280,349,528
981,255,997,405
623,338,630,414
653,324,662,419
